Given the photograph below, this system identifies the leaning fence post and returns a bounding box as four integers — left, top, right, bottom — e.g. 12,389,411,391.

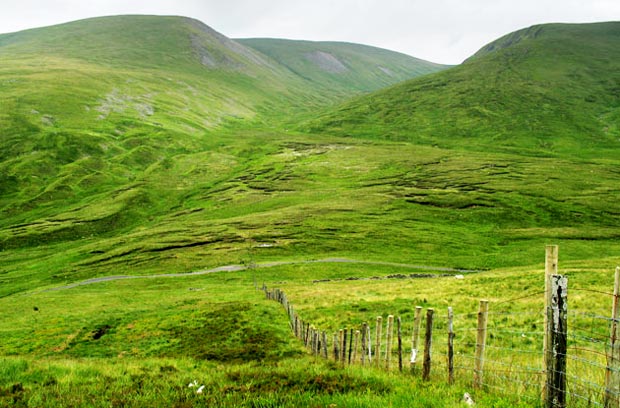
411,306,423,373
605,266,620,408
474,300,489,388
386,315,394,370
423,308,434,381
545,275,568,408
448,306,455,385
375,316,383,368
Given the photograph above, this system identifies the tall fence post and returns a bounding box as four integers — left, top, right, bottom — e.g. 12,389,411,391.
545,275,568,408
386,315,394,370
375,316,383,368
474,300,489,388
411,306,423,373
605,266,620,407
423,308,434,381
448,306,454,385
543,245,559,385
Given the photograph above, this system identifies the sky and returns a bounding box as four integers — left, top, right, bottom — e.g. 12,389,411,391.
1,0,619,64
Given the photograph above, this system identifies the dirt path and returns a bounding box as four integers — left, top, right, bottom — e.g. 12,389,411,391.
46,258,482,291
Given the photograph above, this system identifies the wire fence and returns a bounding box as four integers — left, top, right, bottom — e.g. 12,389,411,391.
263,261,620,407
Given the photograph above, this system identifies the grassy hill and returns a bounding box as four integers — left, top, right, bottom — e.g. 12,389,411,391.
0,15,447,295
305,22,620,159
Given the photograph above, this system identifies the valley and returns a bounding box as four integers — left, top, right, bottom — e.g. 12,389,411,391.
0,15,619,407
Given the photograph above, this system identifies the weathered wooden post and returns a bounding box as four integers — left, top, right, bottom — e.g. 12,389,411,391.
321,331,328,359
348,328,354,364
366,323,372,364
353,330,360,365
411,306,423,373
543,247,559,358
342,329,348,365
605,267,620,407
333,332,340,361
361,322,368,365
423,308,434,381
386,315,394,370
474,300,489,388
339,329,345,364
375,316,383,368
397,316,403,372
545,275,568,408
448,306,455,385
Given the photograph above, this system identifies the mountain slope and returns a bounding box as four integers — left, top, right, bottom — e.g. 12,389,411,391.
0,15,448,285
305,22,620,158
237,38,449,94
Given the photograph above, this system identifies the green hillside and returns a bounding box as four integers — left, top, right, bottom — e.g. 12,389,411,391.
0,15,448,295
306,22,620,158
238,38,449,94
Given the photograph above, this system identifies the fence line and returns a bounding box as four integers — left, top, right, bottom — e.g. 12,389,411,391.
262,251,620,407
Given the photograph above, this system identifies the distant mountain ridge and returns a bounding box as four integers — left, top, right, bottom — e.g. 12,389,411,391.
238,38,449,93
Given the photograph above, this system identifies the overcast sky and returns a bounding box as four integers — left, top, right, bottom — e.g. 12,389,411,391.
1,0,619,64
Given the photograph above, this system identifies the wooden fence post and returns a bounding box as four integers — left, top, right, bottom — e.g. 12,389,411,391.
342,329,348,365
366,323,372,364
361,322,368,365
398,316,403,372
375,316,383,368
333,332,339,361
605,266,620,407
448,306,454,385
411,306,423,373
474,300,489,388
339,329,345,364
423,308,434,381
348,328,354,364
543,245,559,380
353,330,360,365
545,275,568,408
386,315,394,370
322,331,328,359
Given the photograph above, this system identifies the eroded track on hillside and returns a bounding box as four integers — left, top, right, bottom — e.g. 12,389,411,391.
45,258,482,291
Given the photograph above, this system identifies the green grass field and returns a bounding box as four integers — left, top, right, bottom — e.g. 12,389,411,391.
1,16,619,407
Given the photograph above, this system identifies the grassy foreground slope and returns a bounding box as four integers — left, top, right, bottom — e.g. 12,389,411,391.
306,22,620,158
